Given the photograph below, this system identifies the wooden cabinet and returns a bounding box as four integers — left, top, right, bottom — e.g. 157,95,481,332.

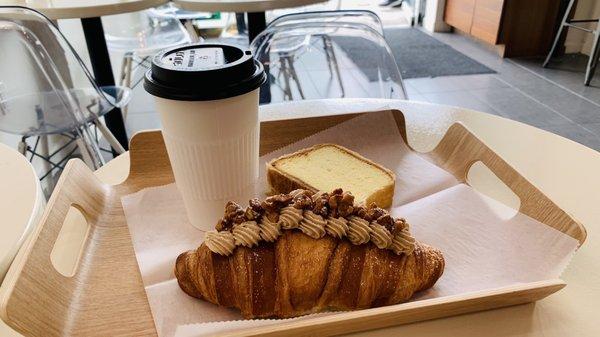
470,0,504,44
444,0,562,57
444,0,475,33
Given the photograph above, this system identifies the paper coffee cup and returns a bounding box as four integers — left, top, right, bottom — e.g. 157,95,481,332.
144,43,266,230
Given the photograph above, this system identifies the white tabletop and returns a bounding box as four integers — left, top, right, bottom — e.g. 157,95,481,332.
0,143,44,283
8,0,169,19
0,142,44,337
92,98,600,337
174,0,326,13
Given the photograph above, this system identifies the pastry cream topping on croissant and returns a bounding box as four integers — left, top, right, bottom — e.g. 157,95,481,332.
347,216,371,245
326,216,349,238
299,210,327,239
369,222,393,249
259,216,281,242
279,206,303,229
232,221,261,247
391,226,416,255
204,230,236,256
206,188,416,256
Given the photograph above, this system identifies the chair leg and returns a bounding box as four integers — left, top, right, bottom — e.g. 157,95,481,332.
124,54,133,119
543,0,576,68
183,20,200,42
119,53,128,87
220,13,234,37
324,35,345,98
93,119,126,154
39,135,52,177
17,138,28,156
125,54,133,89
584,31,600,86
322,36,334,77
76,125,105,169
286,56,305,99
119,53,133,121
334,0,342,10
280,55,293,100
75,136,96,168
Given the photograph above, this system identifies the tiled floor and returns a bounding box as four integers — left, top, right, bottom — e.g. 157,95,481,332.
123,23,600,151
402,32,600,151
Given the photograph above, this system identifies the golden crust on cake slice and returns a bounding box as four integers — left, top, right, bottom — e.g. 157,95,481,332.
267,144,395,208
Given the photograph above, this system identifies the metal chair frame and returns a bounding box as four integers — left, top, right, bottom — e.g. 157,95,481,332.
543,0,600,86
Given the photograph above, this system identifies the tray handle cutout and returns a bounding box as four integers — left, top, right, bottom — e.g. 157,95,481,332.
467,161,520,219
426,121,587,245
49,204,91,277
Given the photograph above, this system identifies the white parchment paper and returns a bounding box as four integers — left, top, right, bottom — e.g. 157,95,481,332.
121,111,579,337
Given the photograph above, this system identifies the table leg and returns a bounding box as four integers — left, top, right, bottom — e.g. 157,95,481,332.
246,12,271,103
81,17,129,153
247,12,267,43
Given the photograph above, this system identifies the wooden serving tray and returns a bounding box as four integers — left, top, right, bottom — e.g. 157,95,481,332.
0,109,586,337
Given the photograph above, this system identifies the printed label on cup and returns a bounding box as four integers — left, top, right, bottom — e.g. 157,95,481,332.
163,48,225,70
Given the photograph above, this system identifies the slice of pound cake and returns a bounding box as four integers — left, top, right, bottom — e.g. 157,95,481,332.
267,144,395,208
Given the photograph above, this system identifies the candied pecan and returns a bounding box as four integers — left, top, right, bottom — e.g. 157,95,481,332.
231,203,246,225
289,189,310,199
376,214,395,232
261,194,292,213
328,189,342,208
331,188,343,196
312,191,330,216
215,218,231,232
392,218,409,234
223,201,246,225
354,205,368,218
215,201,244,230
261,194,292,223
288,189,312,209
337,191,355,217
363,203,386,221
249,198,263,212
244,198,263,221
328,189,354,218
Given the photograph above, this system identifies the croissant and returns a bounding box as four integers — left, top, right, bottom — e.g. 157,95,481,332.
175,230,444,318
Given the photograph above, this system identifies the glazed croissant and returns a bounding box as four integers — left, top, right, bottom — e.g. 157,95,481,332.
175,230,444,318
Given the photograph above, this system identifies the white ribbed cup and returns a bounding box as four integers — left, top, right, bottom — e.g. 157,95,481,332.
155,89,259,230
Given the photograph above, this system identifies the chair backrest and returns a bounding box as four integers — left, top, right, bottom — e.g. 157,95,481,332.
267,0,343,22
251,21,407,102
268,10,384,36
148,2,213,20
0,6,123,137
103,8,193,56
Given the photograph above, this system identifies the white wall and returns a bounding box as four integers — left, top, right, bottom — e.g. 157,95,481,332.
564,0,600,55
423,0,451,32
580,0,600,55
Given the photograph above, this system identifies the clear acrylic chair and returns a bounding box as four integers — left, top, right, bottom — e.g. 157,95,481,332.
149,2,214,21
0,6,130,186
267,0,343,23
262,10,385,101
148,2,215,41
103,8,194,119
251,16,406,103
269,10,384,35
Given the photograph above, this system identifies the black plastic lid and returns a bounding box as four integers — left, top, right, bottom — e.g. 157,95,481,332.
144,43,266,101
